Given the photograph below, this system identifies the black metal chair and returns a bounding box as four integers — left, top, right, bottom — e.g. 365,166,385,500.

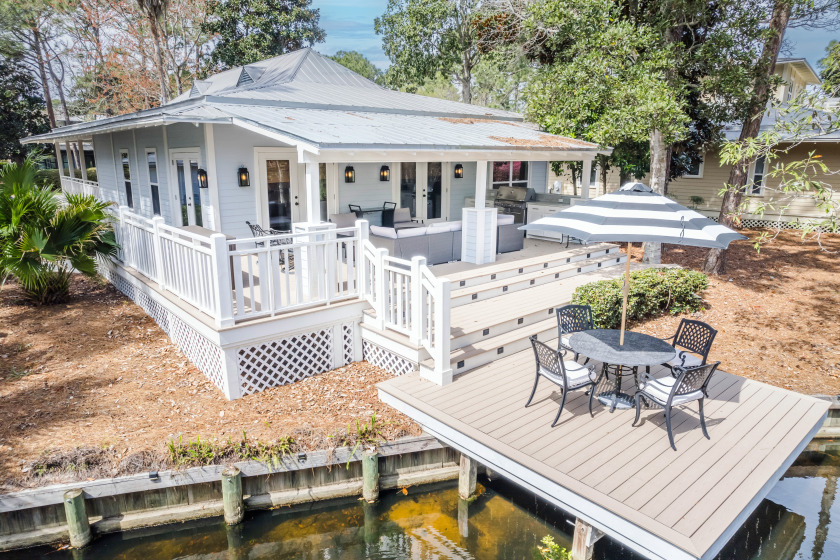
381,202,397,227
527,336,598,426
633,361,720,451
349,204,364,218
659,319,717,376
245,221,295,270
556,304,594,362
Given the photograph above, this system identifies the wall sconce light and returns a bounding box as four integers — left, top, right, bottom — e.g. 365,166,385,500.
197,168,208,188
454,163,464,179
344,165,355,183
237,166,250,187
379,165,390,182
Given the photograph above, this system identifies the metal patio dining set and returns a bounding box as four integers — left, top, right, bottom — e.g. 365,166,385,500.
528,304,720,451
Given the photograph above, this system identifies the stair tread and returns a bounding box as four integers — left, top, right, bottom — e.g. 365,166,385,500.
437,243,618,283
450,316,557,360
450,253,624,298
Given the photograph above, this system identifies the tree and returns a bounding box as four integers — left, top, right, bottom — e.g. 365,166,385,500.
702,0,792,274
328,50,384,85
135,0,171,104
0,156,117,305
0,56,49,162
203,0,325,68
375,0,481,103
819,39,840,95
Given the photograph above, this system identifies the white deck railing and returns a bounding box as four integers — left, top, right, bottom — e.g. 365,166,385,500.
60,176,101,199
361,239,452,382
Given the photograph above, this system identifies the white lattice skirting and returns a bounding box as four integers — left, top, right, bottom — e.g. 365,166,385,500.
238,324,356,396
706,215,830,232
103,268,228,393
362,341,417,376
103,265,360,400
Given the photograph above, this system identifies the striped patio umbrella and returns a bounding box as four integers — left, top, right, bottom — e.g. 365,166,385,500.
520,182,746,344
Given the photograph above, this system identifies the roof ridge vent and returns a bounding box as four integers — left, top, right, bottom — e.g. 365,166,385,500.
189,80,210,98
237,66,265,87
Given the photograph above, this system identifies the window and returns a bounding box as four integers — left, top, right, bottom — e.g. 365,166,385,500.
749,155,766,195
684,159,703,178
492,161,528,189
120,150,134,209
146,149,161,215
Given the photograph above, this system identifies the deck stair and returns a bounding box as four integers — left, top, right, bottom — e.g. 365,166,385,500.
361,243,628,378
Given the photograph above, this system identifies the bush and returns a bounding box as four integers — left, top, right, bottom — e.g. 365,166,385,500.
571,267,709,329
36,168,61,190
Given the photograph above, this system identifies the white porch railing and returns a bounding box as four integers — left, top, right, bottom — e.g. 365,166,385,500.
60,176,101,199
361,239,452,383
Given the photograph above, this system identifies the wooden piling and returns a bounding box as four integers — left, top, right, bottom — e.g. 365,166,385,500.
221,466,244,525
571,518,604,560
362,450,379,503
457,498,470,538
458,454,477,500
62,489,91,548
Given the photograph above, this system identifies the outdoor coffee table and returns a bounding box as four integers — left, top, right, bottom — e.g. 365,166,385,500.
568,329,676,412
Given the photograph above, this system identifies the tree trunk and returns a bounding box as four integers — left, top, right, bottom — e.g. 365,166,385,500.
643,128,670,263
599,154,609,196
147,14,170,105
31,28,57,128
702,0,792,275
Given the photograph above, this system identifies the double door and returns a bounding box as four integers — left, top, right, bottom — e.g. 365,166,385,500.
399,162,447,223
171,150,203,227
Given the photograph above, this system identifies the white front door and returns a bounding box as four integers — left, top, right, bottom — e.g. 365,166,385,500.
399,162,449,223
257,151,302,230
171,150,203,227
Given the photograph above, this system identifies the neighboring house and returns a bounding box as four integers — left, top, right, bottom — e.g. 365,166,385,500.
669,58,839,227
24,48,613,399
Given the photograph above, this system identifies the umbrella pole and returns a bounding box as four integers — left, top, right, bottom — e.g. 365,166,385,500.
620,244,631,346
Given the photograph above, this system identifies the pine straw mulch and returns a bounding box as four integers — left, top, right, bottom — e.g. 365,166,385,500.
0,276,419,491
622,228,840,396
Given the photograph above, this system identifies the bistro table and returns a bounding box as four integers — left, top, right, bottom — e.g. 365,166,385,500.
567,329,676,412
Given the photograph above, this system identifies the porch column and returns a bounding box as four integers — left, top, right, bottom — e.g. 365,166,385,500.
54,142,63,178
303,162,321,223
65,140,76,179
581,158,592,200
461,160,497,264
203,123,222,231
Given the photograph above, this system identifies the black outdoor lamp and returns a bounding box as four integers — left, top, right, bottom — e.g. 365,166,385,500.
379,165,390,182
237,166,250,187
454,163,464,179
344,165,355,183
197,168,209,188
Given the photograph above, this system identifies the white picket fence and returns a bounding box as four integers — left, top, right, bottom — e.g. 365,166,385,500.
361,240,452,382
60,176,101,199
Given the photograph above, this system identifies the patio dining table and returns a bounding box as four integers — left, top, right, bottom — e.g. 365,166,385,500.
568,329,676,412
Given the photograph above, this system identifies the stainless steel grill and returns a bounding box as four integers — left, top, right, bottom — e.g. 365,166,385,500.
494,186,535,224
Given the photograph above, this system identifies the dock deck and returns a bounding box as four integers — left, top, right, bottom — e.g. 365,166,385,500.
378,351,829,560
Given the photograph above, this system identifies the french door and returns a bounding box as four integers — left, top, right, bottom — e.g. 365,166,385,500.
257,151,302,231
171,150,203,227
399,162,448,223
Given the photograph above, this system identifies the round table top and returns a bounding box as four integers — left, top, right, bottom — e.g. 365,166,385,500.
567,329,676,367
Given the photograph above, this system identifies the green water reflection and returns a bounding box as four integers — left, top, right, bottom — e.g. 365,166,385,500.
9,441,840,560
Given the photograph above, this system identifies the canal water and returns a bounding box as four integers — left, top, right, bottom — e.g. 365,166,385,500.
9,442,840,560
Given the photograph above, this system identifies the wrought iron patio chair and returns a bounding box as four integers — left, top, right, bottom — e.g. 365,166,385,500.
556,304,594,363
528,336,599,426
652,319,717,378
245,221,295,270
633,361,720,450
349,204,364,218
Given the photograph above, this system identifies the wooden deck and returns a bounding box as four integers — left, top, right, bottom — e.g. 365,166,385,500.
378,351,829,560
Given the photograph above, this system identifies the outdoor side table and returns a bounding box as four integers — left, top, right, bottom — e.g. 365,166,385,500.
568,329,676,412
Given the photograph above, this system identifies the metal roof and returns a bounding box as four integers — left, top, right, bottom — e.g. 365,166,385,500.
24,48,604,156
722,105,840,142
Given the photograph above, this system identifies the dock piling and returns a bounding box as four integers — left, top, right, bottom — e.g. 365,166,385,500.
63,489,92,548
458,454,477,500
362,450,379,503
221,466,244,525
571,518,604,560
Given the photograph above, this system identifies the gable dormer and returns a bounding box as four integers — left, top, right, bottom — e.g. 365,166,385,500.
189,80,211,98
237,65,265,88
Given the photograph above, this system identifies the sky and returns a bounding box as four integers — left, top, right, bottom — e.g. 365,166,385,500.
315,0,837,74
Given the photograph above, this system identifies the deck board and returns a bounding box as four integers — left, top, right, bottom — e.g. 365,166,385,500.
378,347,829,560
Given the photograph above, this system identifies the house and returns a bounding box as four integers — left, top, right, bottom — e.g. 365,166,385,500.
24,48,618,399
668,58,839,227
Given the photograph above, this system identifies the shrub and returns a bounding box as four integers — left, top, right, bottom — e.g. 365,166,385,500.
571,267,709,329
0,156,117,304
539,536,571,560
36,168,61,190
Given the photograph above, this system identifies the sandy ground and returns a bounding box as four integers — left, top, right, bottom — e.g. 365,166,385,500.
1,228,838,489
